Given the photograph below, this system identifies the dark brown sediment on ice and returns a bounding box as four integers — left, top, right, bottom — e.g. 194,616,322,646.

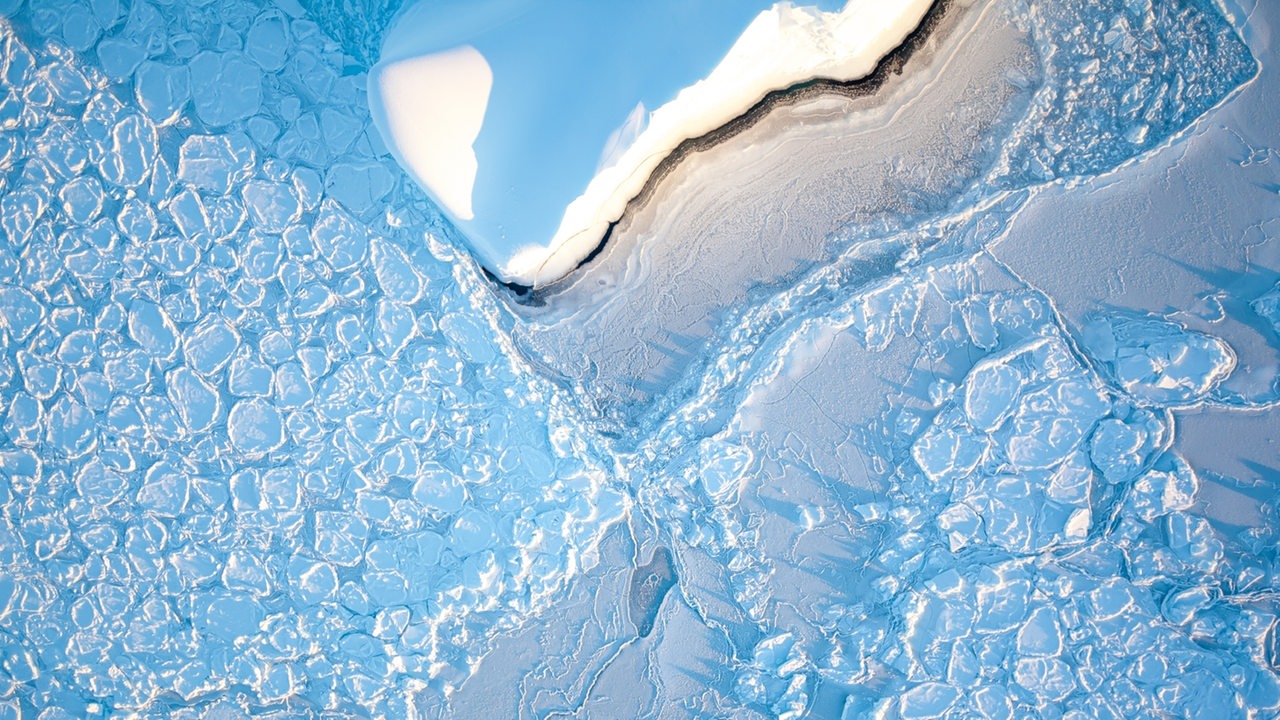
508,0,953,298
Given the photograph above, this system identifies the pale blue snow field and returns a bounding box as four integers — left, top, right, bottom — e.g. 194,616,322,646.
0,0,1278,718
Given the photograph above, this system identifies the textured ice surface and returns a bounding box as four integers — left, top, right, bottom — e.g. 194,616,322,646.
0,0,1277,718
0,3,625,716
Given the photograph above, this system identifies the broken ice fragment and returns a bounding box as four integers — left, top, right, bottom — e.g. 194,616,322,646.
227,398,285,456
1014,656,1076,702
166,367,219,432
1083,314,1236,408
898,682,959,719
127,299,178,360
628,547,676,638
193,590,264,642
963,359,1023,432
449,508,497,555
1125,454,1199,521
1016,607,1063,657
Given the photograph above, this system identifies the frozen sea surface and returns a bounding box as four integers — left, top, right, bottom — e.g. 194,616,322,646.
0,0,1277,718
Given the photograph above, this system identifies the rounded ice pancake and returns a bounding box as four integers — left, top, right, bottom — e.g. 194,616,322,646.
368,0,933,288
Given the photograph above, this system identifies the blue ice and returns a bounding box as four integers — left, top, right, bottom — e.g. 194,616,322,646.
0,0,1277,718
377,0,786,244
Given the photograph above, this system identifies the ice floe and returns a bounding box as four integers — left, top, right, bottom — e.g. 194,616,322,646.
368,0,933,286
1083,313,1237,408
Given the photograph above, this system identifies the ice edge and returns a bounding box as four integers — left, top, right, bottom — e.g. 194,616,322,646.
370,0,938,289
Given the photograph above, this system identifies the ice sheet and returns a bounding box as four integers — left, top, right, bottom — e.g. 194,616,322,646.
367,0,933,287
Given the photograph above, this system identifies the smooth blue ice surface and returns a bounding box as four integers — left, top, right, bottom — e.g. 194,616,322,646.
399,1,779,257
0,0,1278,717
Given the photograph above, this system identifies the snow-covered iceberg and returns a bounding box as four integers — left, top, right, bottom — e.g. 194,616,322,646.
368,0,934,287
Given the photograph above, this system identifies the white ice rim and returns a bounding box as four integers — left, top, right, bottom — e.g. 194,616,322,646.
509,0,938,288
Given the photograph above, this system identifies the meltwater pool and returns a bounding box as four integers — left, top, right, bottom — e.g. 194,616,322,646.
1,0,1279,717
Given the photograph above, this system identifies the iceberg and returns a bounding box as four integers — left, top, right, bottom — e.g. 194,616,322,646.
368,0,934,287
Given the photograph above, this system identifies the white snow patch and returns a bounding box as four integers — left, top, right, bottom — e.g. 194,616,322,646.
368,45,492,221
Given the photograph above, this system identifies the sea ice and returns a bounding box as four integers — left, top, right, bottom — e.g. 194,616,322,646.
0,0,1276,717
